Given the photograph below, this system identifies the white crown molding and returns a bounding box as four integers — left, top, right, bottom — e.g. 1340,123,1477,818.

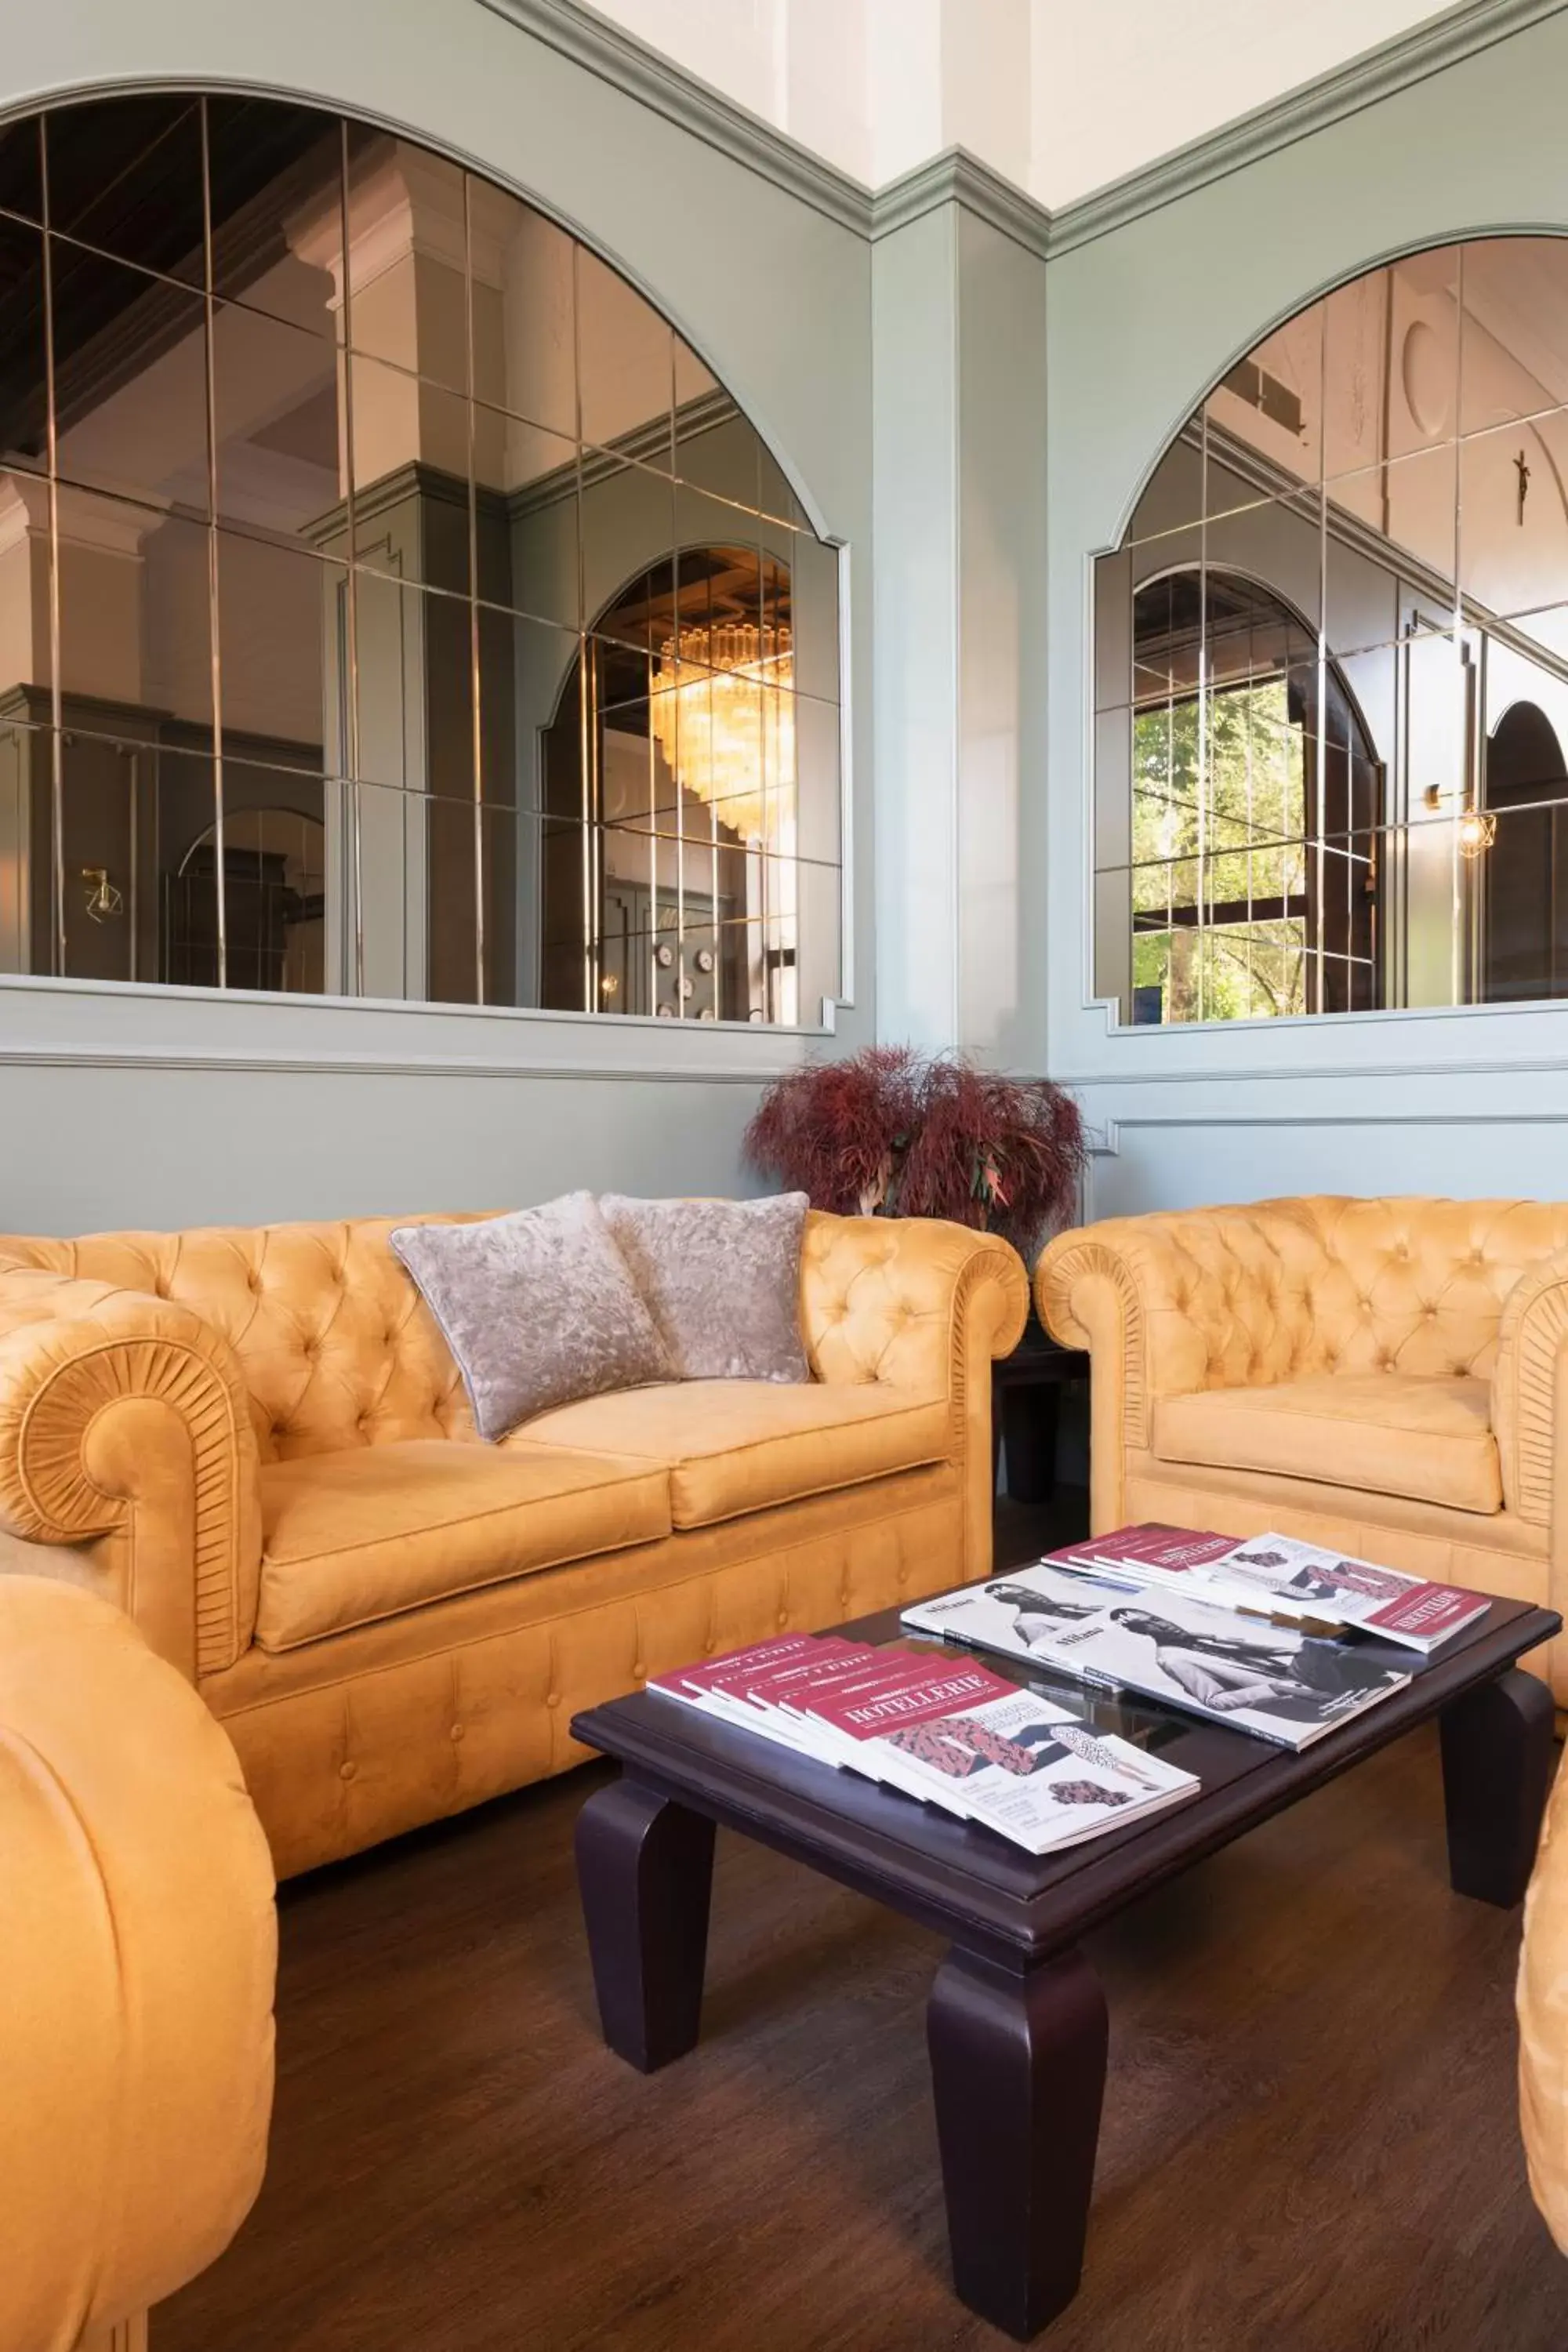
1044,0,1568,256
475,0,1568,267
473,0,876,236
869,150,1051,264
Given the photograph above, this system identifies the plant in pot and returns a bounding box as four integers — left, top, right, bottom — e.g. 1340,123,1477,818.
743,1045,1085,1295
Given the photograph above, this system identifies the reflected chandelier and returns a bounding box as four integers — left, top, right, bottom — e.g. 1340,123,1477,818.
650,620,793,842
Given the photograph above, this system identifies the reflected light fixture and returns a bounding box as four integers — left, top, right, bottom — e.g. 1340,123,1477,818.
1423,782,1496,857
1457,804,1497,858
649,621,793,843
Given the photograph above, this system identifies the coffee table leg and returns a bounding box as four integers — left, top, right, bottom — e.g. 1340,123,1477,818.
927,1944,1108,2340
575,1776,716,2072
1439,1666,1556,1907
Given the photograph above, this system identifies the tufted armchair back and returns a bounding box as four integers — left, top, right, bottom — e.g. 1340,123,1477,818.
1041,1196,1568,1412
0,1214,490,1462
1269,1197,1568,1384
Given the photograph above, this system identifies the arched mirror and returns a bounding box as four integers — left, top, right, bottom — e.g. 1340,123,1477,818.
1094,234,1568,1024
0,91,843,1024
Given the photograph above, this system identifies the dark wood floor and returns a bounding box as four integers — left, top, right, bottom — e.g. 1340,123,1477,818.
162,1496,1568,2352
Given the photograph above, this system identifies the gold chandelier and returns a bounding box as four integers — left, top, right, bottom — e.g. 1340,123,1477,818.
650,619,793,843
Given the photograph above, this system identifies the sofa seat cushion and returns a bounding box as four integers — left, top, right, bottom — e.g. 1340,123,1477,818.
512,1380,953,1530
256,1438,672,1651
1153,1374,1501,1516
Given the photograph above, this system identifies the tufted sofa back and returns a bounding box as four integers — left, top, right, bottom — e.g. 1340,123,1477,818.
0,1206,957,1465
0,1214,492,1461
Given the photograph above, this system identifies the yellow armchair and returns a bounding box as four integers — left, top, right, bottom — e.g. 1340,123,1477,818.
1037,1196,1568,1699
0,1575,274,2352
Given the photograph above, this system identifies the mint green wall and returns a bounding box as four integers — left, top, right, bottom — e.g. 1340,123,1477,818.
0,0,872,1229
1044,4,1568,1214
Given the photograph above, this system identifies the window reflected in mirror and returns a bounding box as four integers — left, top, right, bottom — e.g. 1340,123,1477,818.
0,93,842,1025
1095,235,1568,1025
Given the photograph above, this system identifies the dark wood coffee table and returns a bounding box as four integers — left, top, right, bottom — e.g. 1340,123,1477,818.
572,1595,1559,2339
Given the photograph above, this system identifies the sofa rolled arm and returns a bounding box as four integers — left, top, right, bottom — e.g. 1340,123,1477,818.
801,1210,1028,1392
0,1268,262,1677
1494,1246,1568,1528
801,1212,1027,1584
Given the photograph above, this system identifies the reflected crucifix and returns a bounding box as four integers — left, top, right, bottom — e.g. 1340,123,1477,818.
1515,448,1531,524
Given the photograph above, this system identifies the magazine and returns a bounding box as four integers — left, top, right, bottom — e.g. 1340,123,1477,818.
648,1633,1200,1852
795,1664,1200,1853
1057,1523,1490,1653
900,1562,1413,1750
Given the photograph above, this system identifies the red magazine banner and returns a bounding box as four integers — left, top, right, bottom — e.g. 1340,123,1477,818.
1364,1584,1486,1640
800,1658,1017,1741
1058,1524,1238,1574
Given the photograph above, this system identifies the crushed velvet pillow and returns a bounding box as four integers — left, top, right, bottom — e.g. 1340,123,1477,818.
389,1193,670,1442
599,1192,811,1384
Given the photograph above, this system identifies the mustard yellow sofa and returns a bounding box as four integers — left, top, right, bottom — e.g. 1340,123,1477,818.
1037,1196,1568,1701
0,1208,1025,1876
0,1574,274,2352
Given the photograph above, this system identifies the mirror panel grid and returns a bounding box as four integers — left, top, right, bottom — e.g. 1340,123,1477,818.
1095,234,1568,1024
0,93,842,1023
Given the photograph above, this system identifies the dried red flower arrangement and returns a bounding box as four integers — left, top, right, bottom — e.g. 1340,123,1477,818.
743,1046,1084,1257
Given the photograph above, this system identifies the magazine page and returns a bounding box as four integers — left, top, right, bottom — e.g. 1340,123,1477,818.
874,1685,1200,1854
1199,1534,1491,1651
903,1565,1411,1750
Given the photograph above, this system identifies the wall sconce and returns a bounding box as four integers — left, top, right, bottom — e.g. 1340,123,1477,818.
82,867,123,922
1422,785,1495,858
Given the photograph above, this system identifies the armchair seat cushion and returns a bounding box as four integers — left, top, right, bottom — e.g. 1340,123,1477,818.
256,1439,672,1651
512,1379,953,1530
1153,1374,1501,1516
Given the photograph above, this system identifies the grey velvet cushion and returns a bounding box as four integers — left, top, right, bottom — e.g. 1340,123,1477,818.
599,1192,811,1383
390,1193,671,1442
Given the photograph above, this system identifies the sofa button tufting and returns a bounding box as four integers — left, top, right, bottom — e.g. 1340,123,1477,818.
776,1610,789,1628
449,1722,465,1742
632,1662,645,1681
546,1691,561,1709
339,1761,358,1782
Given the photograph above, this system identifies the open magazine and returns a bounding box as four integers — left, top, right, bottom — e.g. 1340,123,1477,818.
901,1563,1413,1751
1058,1524,1490,1653
648,1633,1200,1854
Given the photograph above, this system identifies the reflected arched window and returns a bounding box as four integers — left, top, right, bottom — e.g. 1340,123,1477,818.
1486,701,1568,1000
170,808,327,995
540,546,797,1021
0,90,843,1025
1128,568,1381,1023
1096,233,1568,1023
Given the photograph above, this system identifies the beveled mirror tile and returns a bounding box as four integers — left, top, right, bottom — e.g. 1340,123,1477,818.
46,97,206,289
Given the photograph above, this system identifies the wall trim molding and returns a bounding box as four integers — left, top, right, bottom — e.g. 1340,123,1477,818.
0,1044,773,1083
869,150,1051,263
1089,1105,1568,1156
1044,0,1568,256
474,0,876,234
1066,1054,1568,1090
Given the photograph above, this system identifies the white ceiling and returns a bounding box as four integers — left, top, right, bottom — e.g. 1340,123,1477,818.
587,0,1451,210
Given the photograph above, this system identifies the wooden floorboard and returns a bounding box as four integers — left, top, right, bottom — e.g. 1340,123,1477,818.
159,1496,1568,2350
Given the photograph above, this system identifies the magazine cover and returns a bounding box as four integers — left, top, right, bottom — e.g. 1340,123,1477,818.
903,1563,1411,1749
1051,1524,1490,1653
1189,1534,1490,1651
